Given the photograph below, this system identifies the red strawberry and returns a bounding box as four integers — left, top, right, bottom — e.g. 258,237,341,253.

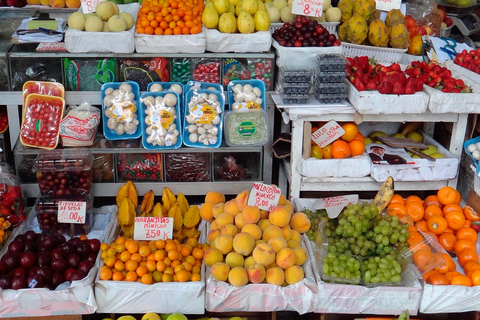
366,80,378,90
392,82,404,94
352,78,366,91
377,81,392,94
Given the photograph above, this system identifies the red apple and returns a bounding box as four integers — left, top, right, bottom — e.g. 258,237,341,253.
438,9,446,21
424,25,434,36
418,26,427,36
445,17,453,27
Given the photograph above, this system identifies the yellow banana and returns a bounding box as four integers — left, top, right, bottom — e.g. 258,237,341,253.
400,122,423,136
373,176,395,213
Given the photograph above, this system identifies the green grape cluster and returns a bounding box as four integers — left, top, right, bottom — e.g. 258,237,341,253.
322,252,362,284
362,255,403,284
303,208,328,242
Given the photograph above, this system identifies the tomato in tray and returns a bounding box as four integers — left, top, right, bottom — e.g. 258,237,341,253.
20,94,65,149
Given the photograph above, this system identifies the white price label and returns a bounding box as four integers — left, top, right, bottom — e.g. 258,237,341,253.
292,0,324,18
313,195,359,218
57,201,86,224
81,0,104,14
311,120,345,148
375,0,401,12
247,182,282,211
134,216,174,241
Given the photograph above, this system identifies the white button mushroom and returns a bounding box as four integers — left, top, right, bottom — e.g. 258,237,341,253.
169,84,183,95
150,83,163,92
105,88,114,95
189,133,199,143
115,123,125,135
119,83,133,93
242,84,253,93
164,93,178,107
107,117,117,130
252,87,262,98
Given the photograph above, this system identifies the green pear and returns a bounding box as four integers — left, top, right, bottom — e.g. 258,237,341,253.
430,152,445,158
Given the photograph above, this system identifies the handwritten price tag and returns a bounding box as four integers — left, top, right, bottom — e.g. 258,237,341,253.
311,120,345,148
247,182,282,211
292,0,324,18
375,0,401,11
81,0,104,13
57,201,86,224
313,195,359,218
134,216,173,241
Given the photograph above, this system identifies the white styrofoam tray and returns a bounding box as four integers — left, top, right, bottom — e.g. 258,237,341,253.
445,59,480,85
424,62,480,113
135,29,206,53
294,198,422,315
370,132,459,182
95,219,206,314
205,28,271,53
0,206,117,317
342,42,407,65
346,80,429,114
65,3,140,53
204,237,317,314
273,39,342,69
297,152,372,178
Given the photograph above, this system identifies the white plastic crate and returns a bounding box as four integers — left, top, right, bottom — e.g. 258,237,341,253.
341,42,407,64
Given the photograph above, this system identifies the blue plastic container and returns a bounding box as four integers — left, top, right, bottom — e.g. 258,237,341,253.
183,89,224,148
227,79,266,111
140,91,182,150
464,136,480,166
101,81,142,141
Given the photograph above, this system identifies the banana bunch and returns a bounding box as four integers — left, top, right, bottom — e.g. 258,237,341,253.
400,122,423,136
116,181,138,238
372,176,394,213
138,187,202,242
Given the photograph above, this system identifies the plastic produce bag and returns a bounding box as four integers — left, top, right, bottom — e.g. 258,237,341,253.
117,153,162,181
64,58,116,91
59,102,100,147
0,164,26,228
406,0,442,36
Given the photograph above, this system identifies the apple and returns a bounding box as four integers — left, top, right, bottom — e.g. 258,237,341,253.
69,270,86,282
424,25,434,36
51,257,67,272
310,145,323,159
20,251,36,268
11,275,27,290
8,240,24,254
418,26,427,36
441,22,447,28
438,8,446,21
87,238,101,253
64,267,75,282
66,253,81,269
445,16,453,27
23,230,37,242
78,260,93,275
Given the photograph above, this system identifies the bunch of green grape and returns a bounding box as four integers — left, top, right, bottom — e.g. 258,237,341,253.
322,252,362,284
304,208,328,242
362,255,403,284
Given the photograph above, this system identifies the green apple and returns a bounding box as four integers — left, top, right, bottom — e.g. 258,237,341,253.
393,133,406,138
430,152,445,158
422,145,437,156
364,137,373,145
142,314,161,320
406,131,423,143
369,131,388,141
310,145,323,159
166,314,188,320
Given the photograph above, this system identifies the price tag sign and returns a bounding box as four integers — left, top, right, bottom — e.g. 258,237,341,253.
313,195,359,218
292,0,324,18
247,182,282,211
57,201,86,224
81,0,104,14
311,120,345,148
375,0,401,12
134,217,173,241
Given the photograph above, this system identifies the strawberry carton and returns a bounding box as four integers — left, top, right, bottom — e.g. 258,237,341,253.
345,57,429,114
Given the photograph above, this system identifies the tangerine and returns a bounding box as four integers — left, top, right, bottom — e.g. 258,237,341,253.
424,205,444,221
464,206,480,222
456,227,478,244
438,232,457,252
453,239,475,256
427,273,449,285
389,194,405,206
322,145,333,159
437,186,458,206
349,139,365,156
405,195,423,205
341,123,359,142
331,140,351,159
450,274,472,286
458,248,479,267
423,195,443,209
445,211,466,230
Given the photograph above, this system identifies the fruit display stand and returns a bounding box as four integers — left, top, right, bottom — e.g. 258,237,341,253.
294,198,423,315
272,40,342,69
94,219,206,314
0,205,117,317
64,3,140,53
204,29,271,53
273,100,469,199
204,237,317,314
134,29,207,54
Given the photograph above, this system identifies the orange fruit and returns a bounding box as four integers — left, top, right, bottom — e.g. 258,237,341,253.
125,239,139,254
322,144,333,159
125,259,139,272
438,232,457,252
389,194,405,206
331,140,351,159
112,271,124,281
426,215,448,235
464,206,480,222
412,249,435,272
354,132,365,143
348,139,365,156
458,248,479,267
434,252,456,274
406,202,424,222
445,211,466,231
386,203,408,217
453,239,475,256
192,248,204,260
424,205,443,221
470,269,480,286
437,186,458,206
125,271,138,282
427,273,449,285
341,123,359,142
445,270,462,282
405,195,423,205
450,274,472,286
423,195,443,209
464,261,480,275
443,203,463,215
456,227,478,244
100,267,113,280
415,220,428,232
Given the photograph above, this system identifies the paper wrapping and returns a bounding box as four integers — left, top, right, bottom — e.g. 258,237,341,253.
273,40,342,69
0,205,117,317
297,154,372,178
205,29,271,53
65,4,140,53
135,31,206,53
370,132,459,182
420,284,480,313
346,81,429,114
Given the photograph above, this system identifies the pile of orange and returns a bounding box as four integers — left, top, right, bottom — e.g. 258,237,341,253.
136,0,204,35
386,186,480,286
310,122,365,159
99,237,205,283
